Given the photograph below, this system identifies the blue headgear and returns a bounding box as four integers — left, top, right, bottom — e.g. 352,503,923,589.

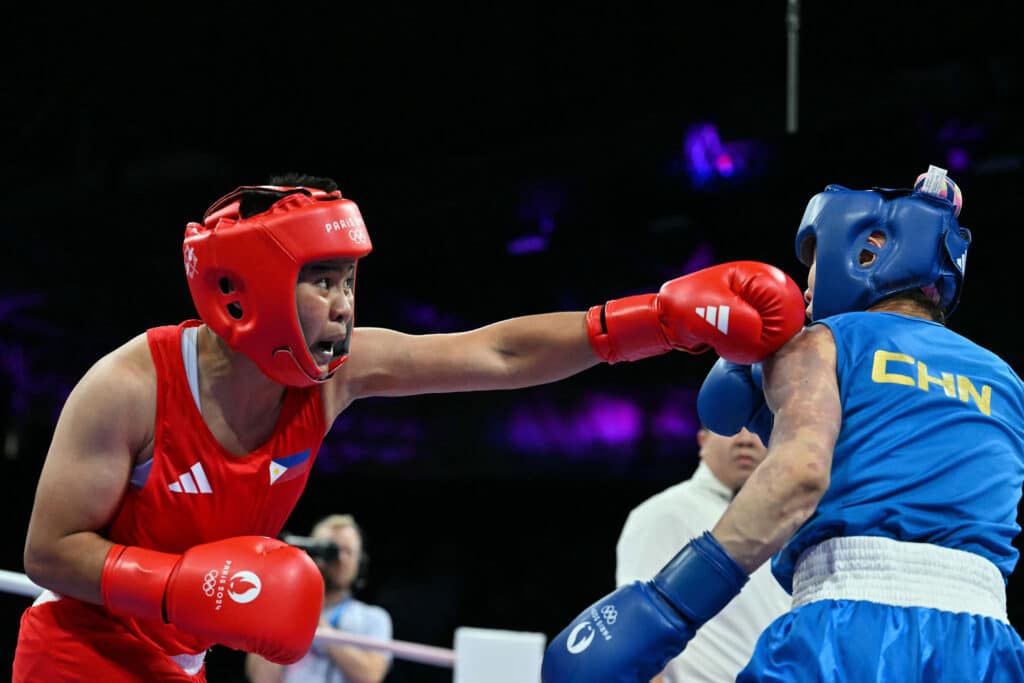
794,169,971,321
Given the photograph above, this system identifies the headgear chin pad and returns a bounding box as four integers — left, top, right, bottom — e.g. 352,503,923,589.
794,167,971,321
183,185,373,387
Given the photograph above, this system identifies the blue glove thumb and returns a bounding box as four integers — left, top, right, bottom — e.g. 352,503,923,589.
697,358,773,446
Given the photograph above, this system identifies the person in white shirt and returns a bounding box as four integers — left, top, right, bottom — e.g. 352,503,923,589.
615,427,790,683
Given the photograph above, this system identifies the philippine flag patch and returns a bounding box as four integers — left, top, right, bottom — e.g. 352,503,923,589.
269,449,312,485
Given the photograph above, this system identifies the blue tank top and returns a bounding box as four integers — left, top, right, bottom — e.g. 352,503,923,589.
772,312,1024,592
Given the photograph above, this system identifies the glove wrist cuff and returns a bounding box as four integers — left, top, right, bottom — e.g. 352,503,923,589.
652,531,748,626
585,304,614,362
587,294,669,364
101,544,179,622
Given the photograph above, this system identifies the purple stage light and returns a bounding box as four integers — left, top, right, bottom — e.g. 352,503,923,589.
584,394,645,445
715,153,735,176
947,147,969,172
506,235,549,255
505,393,644,457
684,123,720,187
934,119,986,174
650,393,700,441
681,123,764,189
501,391,705,461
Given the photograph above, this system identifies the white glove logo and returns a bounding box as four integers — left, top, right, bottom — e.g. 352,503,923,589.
227,571,262,604
566,621,595,654
694,305,730,334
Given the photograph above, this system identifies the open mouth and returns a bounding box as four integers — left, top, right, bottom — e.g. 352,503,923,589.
310,340,341,368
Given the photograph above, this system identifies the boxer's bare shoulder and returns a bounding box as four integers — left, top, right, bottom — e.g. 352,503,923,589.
59,331,157,460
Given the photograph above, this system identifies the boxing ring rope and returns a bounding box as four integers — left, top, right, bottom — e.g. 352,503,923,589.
0,568,542,680
0,569,40,599
316,628,456,667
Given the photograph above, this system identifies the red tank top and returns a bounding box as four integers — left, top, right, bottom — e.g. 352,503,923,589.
105,319,327,654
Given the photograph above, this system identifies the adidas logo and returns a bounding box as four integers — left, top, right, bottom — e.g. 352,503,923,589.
695,305,729,334
168,462,213,494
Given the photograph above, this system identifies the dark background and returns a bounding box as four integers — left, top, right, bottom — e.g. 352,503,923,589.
2,2,1023,680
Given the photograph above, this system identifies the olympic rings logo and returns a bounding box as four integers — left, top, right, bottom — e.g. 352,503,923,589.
202,570,219,597
600,605,618,624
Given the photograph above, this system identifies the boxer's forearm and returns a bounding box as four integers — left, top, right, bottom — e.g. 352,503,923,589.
710,444,828,573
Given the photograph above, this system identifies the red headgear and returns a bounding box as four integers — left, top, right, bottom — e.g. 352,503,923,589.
183,185,373,387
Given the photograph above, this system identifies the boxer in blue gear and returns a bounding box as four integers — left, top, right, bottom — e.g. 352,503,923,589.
733,166,1024,682
545,166,1024,682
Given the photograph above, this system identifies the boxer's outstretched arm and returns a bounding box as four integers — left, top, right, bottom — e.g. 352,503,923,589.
333,261,804,405
338,312,595,401
23,334,154,604
710,324,841,573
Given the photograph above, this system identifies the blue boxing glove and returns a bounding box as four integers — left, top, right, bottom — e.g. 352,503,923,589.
697,357,773,446
542,532,748,683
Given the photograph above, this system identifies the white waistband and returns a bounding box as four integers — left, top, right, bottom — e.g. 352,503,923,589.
170,651,206,676
791,536,1008,623
33,588,61,606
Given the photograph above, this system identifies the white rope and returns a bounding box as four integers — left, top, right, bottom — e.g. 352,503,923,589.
315,627,456,667
0,569,42,598
0,568,456,668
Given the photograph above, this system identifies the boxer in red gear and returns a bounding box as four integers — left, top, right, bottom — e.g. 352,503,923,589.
13,173,804,681
15,321,327,682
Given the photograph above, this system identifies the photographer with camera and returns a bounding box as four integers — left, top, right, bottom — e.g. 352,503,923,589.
246,514,393,683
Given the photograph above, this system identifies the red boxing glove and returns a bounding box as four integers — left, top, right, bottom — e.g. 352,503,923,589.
587,261,805,365
101,536,324,664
